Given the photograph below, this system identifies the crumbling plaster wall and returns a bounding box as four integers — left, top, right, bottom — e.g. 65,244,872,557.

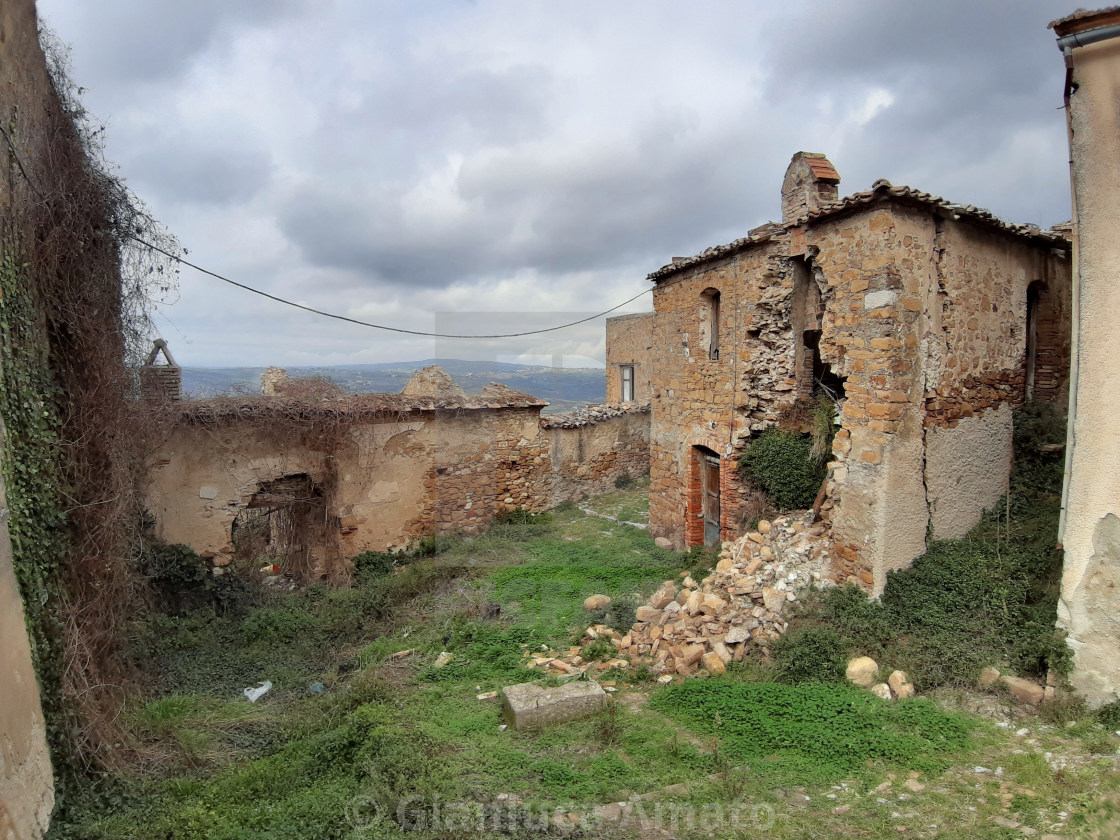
605,312,654,403
0,0,57,834
146,404,650,569
145,407,550,568
1054,20,1120,707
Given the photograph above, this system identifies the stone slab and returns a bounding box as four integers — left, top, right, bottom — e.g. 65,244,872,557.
501,680,608,731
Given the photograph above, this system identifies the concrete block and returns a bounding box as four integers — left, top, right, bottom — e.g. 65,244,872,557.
501,681,608,731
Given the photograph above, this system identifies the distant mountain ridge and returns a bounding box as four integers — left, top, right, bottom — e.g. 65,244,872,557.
181,359,607,415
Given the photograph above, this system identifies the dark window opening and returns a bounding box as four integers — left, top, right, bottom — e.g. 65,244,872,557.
700,288,721,360
804,330,847,399
1026,283,1040,401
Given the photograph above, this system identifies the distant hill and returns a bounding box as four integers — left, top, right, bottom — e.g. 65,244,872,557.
181,359,607,415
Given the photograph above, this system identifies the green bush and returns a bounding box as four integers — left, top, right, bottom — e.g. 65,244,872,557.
241,606,318,644
738,427,827,510
1097,700,1120,730
349,549,396,578
772,626,849,684
144,544,213,614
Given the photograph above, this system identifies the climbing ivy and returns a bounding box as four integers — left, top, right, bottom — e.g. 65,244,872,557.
0,251,73,773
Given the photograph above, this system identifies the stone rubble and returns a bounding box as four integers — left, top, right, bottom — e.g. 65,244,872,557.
524,512,835,680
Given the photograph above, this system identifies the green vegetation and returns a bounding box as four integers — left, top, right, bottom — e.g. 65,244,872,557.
650,681,973,784
738,427,827,510
0,254,71,775
772,405,1069,691
50,428,1120,839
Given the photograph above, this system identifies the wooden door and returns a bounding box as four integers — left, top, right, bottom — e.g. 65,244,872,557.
702,454,721,547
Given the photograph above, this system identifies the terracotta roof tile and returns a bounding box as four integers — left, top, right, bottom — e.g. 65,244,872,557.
805,157,841,182
648,180,1071,282
1049,6,1120,31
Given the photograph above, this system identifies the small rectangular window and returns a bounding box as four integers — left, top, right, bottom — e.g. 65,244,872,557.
620,365,634,402
709,293,720,360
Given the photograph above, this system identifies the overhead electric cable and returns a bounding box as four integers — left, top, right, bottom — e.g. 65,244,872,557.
0,128,653,340
128,235,651,339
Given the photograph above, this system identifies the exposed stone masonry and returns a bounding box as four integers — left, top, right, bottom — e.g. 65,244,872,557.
643,152,1071,592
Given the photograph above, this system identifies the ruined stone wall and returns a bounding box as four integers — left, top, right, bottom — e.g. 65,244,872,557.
799,206,929,591
648,241,790,549
145,406,550,570
648,199,1069,590
605,312,654,403
424,408,551,535
145,403,649,570
0,1,57,834
919,215,1070,542
543,406,650,505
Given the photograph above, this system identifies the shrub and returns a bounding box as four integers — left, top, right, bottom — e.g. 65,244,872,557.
144,544,212,614
738,427,827,510
772,626,849,684
614,472,633,490
1097,700,1120,730
350,550,396,578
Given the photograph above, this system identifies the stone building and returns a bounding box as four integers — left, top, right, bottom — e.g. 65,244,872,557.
1050,8,1120,707
643,152,1071,592
605,312,654,403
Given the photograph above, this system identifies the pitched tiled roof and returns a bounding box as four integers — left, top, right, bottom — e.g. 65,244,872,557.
1049,7,1120,31
539,401,650,429
648,180,1071,282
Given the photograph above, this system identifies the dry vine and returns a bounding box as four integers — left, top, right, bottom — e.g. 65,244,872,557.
1,24,181,780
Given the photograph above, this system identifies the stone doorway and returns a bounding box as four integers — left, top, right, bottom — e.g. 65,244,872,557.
231,474,330,581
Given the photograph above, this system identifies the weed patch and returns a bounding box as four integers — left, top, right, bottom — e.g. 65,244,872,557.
774,404,1069,690
649,680,973,785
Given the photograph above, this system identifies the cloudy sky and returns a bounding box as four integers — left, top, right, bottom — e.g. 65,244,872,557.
37,0,1075,369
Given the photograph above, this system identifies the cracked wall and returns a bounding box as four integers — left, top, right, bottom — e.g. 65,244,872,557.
145,404,650,574
647,175,1069,592
1053,14,1120,707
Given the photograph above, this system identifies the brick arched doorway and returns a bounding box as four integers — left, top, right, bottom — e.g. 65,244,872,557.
688,445,722,547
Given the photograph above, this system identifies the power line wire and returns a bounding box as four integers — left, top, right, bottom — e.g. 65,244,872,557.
129,234,652,339
4,125,654,339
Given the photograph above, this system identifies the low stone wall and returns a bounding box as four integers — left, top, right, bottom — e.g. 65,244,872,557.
145,397,652,574
542,404,651,505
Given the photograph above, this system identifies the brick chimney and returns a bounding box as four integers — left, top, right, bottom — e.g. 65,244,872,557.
781,152,840,224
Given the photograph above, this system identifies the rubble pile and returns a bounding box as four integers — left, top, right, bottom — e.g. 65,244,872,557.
522,512,836,681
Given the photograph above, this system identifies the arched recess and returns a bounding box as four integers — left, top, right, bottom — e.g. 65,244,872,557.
231,473,332,581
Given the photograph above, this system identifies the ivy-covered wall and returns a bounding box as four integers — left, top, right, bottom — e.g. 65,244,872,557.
1,1,179,833
1,4,62,836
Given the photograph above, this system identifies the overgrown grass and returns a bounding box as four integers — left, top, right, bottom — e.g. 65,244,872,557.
50,460,1120,840
650,680,974,787
772,404,1069,690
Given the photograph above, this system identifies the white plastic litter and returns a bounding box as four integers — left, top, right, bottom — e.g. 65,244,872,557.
243,681,272,702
